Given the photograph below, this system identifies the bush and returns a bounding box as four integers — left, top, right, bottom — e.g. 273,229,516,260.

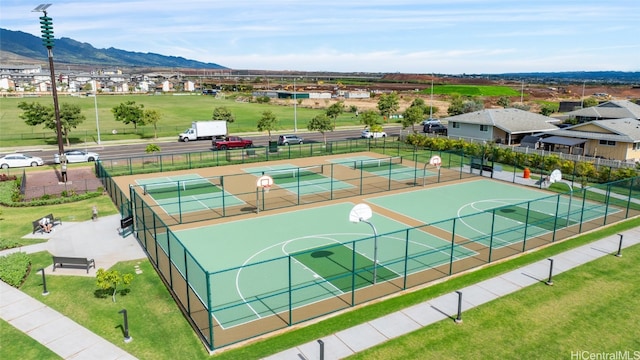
0,238,21,250
0,252,31,287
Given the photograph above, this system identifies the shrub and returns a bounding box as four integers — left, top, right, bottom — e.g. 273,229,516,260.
0,252,31,287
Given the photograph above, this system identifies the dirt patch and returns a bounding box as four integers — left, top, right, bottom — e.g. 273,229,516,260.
24,167,103,200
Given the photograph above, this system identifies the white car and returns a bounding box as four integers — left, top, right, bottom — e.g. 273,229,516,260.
54,150,100,164
0,153,44,169
361,129,387,139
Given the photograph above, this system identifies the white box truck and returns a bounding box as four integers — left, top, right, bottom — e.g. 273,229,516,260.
179,121,227,142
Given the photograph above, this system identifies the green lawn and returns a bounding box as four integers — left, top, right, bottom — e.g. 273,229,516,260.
349,243,640,360
0,318,60,359
422,84,520,97
0,94,364,147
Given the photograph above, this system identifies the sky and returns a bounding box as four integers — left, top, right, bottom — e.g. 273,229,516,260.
1,0,639,74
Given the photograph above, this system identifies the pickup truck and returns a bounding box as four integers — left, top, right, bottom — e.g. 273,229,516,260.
212,136,253,150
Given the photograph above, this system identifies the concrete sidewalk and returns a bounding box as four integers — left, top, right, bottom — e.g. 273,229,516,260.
265,227,640,360
0,214,145,359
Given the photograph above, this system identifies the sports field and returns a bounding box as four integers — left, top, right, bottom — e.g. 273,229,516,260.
155,179,613,330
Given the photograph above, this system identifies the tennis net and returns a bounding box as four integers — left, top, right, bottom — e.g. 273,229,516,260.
353,156,402,170
267,165,324,180
144,178,216,195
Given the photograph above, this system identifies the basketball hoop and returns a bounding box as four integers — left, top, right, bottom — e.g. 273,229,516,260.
255,175,274,214
256,175,274,193
429,155,442,169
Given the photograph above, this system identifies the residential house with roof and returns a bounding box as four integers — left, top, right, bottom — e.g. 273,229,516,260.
541,119,640,162
445,108,559,145
562,100,640,122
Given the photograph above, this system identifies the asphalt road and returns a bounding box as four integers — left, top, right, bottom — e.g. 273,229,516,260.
15,126,404,165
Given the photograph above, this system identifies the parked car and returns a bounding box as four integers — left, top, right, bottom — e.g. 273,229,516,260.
421,118,441,126
54,150,100,164
278,134,304,145
0,153,44,169
361,129,387,138
423,123,448,135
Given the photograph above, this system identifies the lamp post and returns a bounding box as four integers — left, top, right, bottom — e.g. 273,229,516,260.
33,4,64,157
293,77,297,133
93,81,101,144
38,268,49,296
349,203,379,284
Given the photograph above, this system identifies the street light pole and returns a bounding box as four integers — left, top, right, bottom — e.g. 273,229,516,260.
34,4,64,156
93,82,101,144
293,77,297,133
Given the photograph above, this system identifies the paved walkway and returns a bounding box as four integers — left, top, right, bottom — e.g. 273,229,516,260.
265,227,640,360
0,214,145,360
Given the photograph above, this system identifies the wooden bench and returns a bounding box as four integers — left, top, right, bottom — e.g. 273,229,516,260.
52,256,95,273
32,213,62,234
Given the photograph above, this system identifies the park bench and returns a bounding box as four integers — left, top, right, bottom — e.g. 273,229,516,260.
52,256,95,273
32,213,62,234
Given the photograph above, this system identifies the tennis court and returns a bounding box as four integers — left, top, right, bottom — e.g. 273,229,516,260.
331,155,438,182
136,174,244,215
243,163,355,195
171,202,476,328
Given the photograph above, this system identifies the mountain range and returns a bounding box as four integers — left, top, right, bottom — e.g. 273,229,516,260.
1,28,639,84
0,28,226,69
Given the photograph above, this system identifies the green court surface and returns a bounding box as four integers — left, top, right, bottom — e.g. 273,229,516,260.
171,202,474,328
243,163,354,195
136,175,244,215
367,179,614,248
331,155,437,181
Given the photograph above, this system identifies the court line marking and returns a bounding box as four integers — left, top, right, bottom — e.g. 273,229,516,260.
216,229,476,329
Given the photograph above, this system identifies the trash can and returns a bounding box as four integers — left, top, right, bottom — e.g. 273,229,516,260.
268,141,278,153
523,168,531,179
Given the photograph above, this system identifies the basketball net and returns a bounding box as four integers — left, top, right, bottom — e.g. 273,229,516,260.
263,184,270,193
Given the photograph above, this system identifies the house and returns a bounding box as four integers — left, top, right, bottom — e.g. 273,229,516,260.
541,119,640,162
445,108,559,145
562,100,640,122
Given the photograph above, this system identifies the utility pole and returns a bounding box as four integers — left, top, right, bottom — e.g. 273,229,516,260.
33,4,64,156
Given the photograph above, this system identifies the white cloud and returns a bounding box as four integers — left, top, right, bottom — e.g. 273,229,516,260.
2,0,639,73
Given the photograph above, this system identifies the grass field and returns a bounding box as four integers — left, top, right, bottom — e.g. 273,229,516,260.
348,242,640,360
421,84,521,97
0,94,363,146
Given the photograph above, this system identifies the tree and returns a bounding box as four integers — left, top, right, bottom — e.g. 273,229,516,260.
359,109,382,129
212,106,235,123
448,95,484,115
540,103,559,116
96,268,134,303
257,110,278,140
325,101,345,128
497,96,511,108
18,101,86,146
143,109,162,139
112,101,145,130
145,144,161,154
582,97,599,108
402,105,424,133
307,113,333,144
377,92,400,121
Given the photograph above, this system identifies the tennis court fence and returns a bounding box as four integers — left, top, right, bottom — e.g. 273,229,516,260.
124,155,469,225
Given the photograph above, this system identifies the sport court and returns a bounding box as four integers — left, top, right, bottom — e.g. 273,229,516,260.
164,179,613,329
136,174,244,215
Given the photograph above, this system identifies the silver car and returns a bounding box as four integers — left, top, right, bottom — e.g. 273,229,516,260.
0,153,44,168
54,150,100,164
